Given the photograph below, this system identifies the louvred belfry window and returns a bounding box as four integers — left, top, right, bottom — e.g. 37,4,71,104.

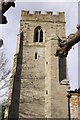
34,26,43,42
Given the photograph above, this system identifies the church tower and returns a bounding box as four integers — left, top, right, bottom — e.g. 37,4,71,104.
5,10,69,119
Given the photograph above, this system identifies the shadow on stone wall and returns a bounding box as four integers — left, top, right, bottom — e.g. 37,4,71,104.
59,57,66,82
8,32,23,119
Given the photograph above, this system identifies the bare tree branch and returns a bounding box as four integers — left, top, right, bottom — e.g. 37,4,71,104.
0,47,12,104
2,1,15,14
55,25,80,58
0,0,15,24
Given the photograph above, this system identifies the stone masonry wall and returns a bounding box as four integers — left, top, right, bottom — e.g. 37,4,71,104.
50,40,69,118
19,45,45,118
5,11,69,119
70,92,80,119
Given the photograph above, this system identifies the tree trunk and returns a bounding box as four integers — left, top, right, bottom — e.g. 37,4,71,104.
55,25,80,58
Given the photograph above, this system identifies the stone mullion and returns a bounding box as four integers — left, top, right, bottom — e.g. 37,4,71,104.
38,29,40,42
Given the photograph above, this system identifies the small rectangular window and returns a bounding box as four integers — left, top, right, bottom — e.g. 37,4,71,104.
35,53,37,59
46,61,48,64
46,90,48,95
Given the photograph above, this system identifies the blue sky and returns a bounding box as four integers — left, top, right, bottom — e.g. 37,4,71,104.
0,1,79,91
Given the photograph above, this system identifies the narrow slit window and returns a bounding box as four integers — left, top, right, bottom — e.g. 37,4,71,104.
46,90,48,95
35,53,37,59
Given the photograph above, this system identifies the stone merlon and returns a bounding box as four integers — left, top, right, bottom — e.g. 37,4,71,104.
21,10,65,23
45,11,53,15
33,11,41,15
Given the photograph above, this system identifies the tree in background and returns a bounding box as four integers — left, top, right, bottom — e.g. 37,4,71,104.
55,25,80,58
0,0,14,105
0,46,11,105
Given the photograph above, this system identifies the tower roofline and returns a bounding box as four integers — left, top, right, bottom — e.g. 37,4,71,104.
21,10,65,15
21,10,65,23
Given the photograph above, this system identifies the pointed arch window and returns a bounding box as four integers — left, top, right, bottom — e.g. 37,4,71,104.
34,26,43,42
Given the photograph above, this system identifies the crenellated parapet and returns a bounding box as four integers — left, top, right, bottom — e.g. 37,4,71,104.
21,10,65,23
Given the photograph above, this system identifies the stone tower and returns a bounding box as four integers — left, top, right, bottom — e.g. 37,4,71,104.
5,10,69,119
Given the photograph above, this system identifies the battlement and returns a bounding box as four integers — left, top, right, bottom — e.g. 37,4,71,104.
33,11,41,15
21,10,65,23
